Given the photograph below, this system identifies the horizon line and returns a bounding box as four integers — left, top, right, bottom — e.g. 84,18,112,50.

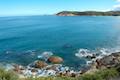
0,10,119,17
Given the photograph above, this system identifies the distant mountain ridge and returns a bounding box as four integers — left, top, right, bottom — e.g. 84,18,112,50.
56,11,120,16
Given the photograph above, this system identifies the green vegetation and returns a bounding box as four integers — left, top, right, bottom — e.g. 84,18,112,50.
0,68,119,80
81,68,119,80
81,74,103,80
96,68,119,79
22,77,78,80
56,11,120,16
0,68,19,80
21,68,119,80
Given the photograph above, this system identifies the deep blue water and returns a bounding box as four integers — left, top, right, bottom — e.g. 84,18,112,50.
0,16,120,69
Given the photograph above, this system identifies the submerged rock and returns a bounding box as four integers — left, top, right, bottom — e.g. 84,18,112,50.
62,44,73,49
47,56,63,64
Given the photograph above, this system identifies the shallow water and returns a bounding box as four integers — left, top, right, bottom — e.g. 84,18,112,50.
0,16,120,69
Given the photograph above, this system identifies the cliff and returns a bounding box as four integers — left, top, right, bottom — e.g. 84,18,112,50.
56,11,120,16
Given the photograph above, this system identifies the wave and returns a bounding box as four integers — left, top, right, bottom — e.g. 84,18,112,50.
37,51,53,61
75,47,120,65
1,47,120,69
75,49,93,58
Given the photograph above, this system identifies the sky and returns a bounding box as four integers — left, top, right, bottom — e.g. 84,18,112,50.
0,0,120,16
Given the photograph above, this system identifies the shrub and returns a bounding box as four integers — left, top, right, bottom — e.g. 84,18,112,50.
80,68,119,80
0,67,119,80
96,68,119,80
0,68,19,80
81,74,103,80
22,77,78,80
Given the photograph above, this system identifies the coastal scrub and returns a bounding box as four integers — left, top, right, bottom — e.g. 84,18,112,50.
0,68,19,80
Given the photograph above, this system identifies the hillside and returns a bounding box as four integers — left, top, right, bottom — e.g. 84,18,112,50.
56,11,120,16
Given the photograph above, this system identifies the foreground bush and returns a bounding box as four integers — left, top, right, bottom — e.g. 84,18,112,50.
81,74,103,80
22,77,78,80
81,68,119,80
0,68,119,80
22,68,119,80
97,68,119,80
0,68,19,80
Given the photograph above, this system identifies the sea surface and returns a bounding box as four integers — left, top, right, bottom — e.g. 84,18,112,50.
0,15,120,69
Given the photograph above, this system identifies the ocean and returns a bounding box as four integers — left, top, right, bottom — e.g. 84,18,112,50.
0,15,120,69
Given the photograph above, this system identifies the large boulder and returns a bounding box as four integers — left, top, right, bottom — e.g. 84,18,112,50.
112,52,120,57
95,52,120,69
34,61,47,68
47,56,63,64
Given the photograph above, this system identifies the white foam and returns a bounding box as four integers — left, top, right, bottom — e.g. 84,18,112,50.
86,61,93,65
37,51,53,60
99,48,111,56
75,49,93,58
75,47,120,65
5,64,14,71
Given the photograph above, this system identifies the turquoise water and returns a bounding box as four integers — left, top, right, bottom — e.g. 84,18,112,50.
0,16,120,69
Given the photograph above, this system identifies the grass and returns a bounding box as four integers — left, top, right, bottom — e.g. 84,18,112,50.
22,77,78,80
0,68,119,80
22,68,119,80
0,68,19,80
96,68,119,80
81,68,119,80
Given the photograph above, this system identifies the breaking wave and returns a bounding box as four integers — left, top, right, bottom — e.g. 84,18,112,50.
1,47,120,69
75,47,120,65
75,49,93,58
37,51,53,61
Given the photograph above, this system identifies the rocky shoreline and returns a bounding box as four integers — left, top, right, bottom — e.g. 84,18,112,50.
2,51,120,79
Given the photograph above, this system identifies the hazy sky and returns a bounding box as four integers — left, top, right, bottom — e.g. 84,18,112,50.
0,0,120,16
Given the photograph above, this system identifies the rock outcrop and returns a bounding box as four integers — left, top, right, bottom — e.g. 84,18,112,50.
34,61,48,68
93,52,120,69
